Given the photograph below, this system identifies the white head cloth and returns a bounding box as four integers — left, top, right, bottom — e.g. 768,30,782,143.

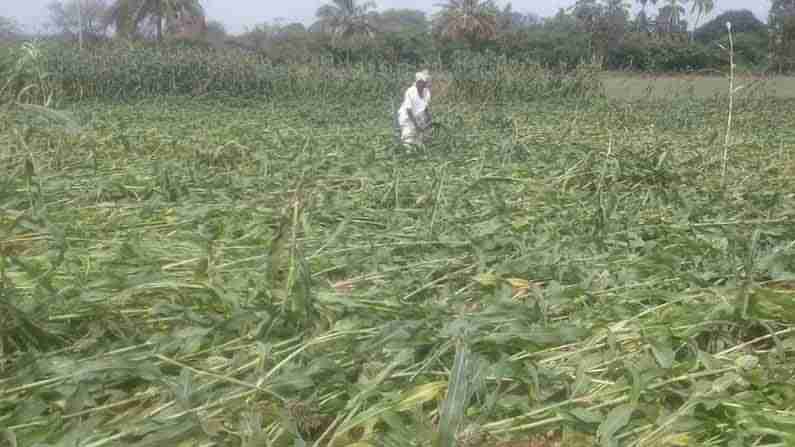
415,70,431,82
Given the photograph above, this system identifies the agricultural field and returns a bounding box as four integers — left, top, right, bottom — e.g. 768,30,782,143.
1,76,795,447
603,74,795,100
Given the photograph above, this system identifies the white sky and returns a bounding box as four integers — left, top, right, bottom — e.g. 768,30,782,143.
3,0,772,35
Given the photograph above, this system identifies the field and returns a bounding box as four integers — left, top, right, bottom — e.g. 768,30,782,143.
2,75,795,447
603,74,795,100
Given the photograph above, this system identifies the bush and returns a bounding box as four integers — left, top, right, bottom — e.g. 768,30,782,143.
608,35,725,71
378,32,432,66
712,31,769,69
497,29,591,69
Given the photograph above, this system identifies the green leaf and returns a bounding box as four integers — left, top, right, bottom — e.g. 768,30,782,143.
569,407,604,425
597,404,635,447
650,338,675,370
334,402,396,436
437,340,476,447
571,354,599,398
626,361,643,406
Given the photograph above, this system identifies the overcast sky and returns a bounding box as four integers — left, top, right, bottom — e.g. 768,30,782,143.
5,0,772,35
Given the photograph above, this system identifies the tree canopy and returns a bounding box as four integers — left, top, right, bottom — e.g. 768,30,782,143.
694,9,766,42
313,0,379,45
105,0,205,41
47,0,110,41
432,0,500,47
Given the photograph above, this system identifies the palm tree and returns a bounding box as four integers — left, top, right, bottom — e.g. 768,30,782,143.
433,0,499,46
635,0,658,12
634,0,657,33
656,0,688,34
689,0,715,36
105,0,203,41
314,0,378,45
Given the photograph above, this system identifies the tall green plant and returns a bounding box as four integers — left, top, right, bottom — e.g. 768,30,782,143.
0,42,57,106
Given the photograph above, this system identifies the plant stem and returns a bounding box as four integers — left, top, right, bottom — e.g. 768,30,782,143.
722,22,735,187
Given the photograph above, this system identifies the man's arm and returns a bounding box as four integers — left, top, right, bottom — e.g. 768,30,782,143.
415,108,430,130
407,109,420,129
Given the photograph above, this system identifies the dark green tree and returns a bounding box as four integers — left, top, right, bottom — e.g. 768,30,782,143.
770,0,795,71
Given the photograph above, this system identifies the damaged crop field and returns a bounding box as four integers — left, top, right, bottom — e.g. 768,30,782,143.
2,61,795,447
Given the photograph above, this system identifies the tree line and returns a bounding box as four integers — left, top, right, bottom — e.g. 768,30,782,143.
3,0,795,72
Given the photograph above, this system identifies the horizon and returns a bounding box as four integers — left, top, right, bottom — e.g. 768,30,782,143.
4,0,771,36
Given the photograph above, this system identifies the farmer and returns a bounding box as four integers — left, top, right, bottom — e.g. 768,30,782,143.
397,70,432,147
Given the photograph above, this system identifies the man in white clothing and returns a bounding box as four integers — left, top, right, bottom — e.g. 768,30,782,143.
397,70,432,147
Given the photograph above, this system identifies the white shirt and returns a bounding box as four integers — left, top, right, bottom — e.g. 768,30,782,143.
398,85,431,127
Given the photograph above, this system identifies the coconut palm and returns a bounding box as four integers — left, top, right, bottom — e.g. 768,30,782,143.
433,0,499,46
105,0,204,41
635,9,652,33
635,0,658,12
689,0,715,33
314,0,378,45
634,0,658,33
658,0,688,34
